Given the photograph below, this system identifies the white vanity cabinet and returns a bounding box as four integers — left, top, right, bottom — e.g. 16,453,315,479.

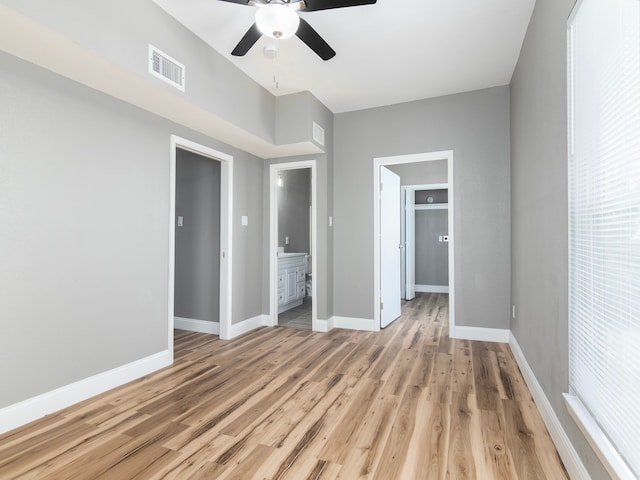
278,253,306,313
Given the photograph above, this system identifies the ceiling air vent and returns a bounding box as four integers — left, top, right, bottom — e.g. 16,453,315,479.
148,45,185,92
312,122,325,146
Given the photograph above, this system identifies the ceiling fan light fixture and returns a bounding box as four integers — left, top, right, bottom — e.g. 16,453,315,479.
255,4,300,39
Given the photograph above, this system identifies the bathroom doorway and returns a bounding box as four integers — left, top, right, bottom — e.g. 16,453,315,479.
269,161,317,330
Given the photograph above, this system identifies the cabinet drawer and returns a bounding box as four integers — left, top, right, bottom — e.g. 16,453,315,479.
278,288,285,305
297,283,305,298
277,273,285,288
296,269,306,282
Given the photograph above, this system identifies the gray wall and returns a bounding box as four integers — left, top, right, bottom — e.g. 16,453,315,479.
278,169,311,254
175,149,221,323
0,51,264,408
334,86,511,328
1,0,275,143
510,0,609,477
415,210,449,286
388,159,448,185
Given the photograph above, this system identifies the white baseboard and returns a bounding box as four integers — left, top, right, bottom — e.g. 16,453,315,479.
313,317,334,332
0,350,172,435
174,316,219,335
330,316,379,332
229,314,270,339
415,284,449,293
509,333,590,480
453,326,510,343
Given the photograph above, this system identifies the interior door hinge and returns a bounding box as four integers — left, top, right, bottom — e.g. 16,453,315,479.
380,300,384,310
380,183,383,191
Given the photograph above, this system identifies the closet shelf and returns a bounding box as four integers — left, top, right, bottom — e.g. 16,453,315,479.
415,204,448,210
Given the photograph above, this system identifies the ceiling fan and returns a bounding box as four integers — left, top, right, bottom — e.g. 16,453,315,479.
216,0,377,61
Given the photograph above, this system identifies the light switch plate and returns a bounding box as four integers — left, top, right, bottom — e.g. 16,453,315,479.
241,215,248,226
177,215,184,227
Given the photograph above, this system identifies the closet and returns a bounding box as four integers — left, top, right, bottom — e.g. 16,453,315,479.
403,184,449,300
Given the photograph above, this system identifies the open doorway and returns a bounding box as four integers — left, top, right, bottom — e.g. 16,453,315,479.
269,161,317,330
168,135,233,345
401,182,449,300
174,149,221,333
373,151,455,335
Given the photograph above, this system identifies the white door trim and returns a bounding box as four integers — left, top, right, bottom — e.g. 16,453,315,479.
269,161,318,330
403,187,416,300
169,135,233,342
373,151,455,336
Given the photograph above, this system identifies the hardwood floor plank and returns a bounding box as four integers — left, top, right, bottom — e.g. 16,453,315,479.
304,460,342,480
472,342,500,411
217,443,276,480
427,352,454,404
452,341,475,395
446,392,476,480
335,394,401,478
407,343,437,389
218,370,309,438
501,399,550,479
0,293,568,480
479,407,520,479
373,385,422,480
405,397,451,480
319,377,383,464
518,398,570,479
150,434,236,479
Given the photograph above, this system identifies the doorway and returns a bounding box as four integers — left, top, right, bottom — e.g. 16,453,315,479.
402,183,449,300
168,135,233,345
373,151,455,335
269,161,317,331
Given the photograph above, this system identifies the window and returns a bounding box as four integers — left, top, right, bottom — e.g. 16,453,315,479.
567,0,640,478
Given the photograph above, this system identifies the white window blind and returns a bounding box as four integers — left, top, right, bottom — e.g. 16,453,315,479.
567,0,640,478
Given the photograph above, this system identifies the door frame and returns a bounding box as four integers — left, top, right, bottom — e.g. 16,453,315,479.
373,151,456,336
169,135,233,346
269,160,317,330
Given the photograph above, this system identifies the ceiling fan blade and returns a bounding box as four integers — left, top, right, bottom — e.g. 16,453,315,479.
231,23,262,56
215,0,251,4
301,0,376,11
295,18,336,60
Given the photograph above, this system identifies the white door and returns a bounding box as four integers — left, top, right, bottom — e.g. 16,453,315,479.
380,166,402,328
405,189,416,300
400,188,406,299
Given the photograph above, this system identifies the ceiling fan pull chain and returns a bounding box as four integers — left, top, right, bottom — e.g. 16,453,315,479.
273,37,279,89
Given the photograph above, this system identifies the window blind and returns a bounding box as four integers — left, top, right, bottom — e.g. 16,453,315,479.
568,0,640,477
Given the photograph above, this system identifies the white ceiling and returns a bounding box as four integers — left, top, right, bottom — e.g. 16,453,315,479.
152,0,535,114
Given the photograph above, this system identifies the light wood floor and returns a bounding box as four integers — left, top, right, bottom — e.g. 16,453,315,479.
0,293,568,479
